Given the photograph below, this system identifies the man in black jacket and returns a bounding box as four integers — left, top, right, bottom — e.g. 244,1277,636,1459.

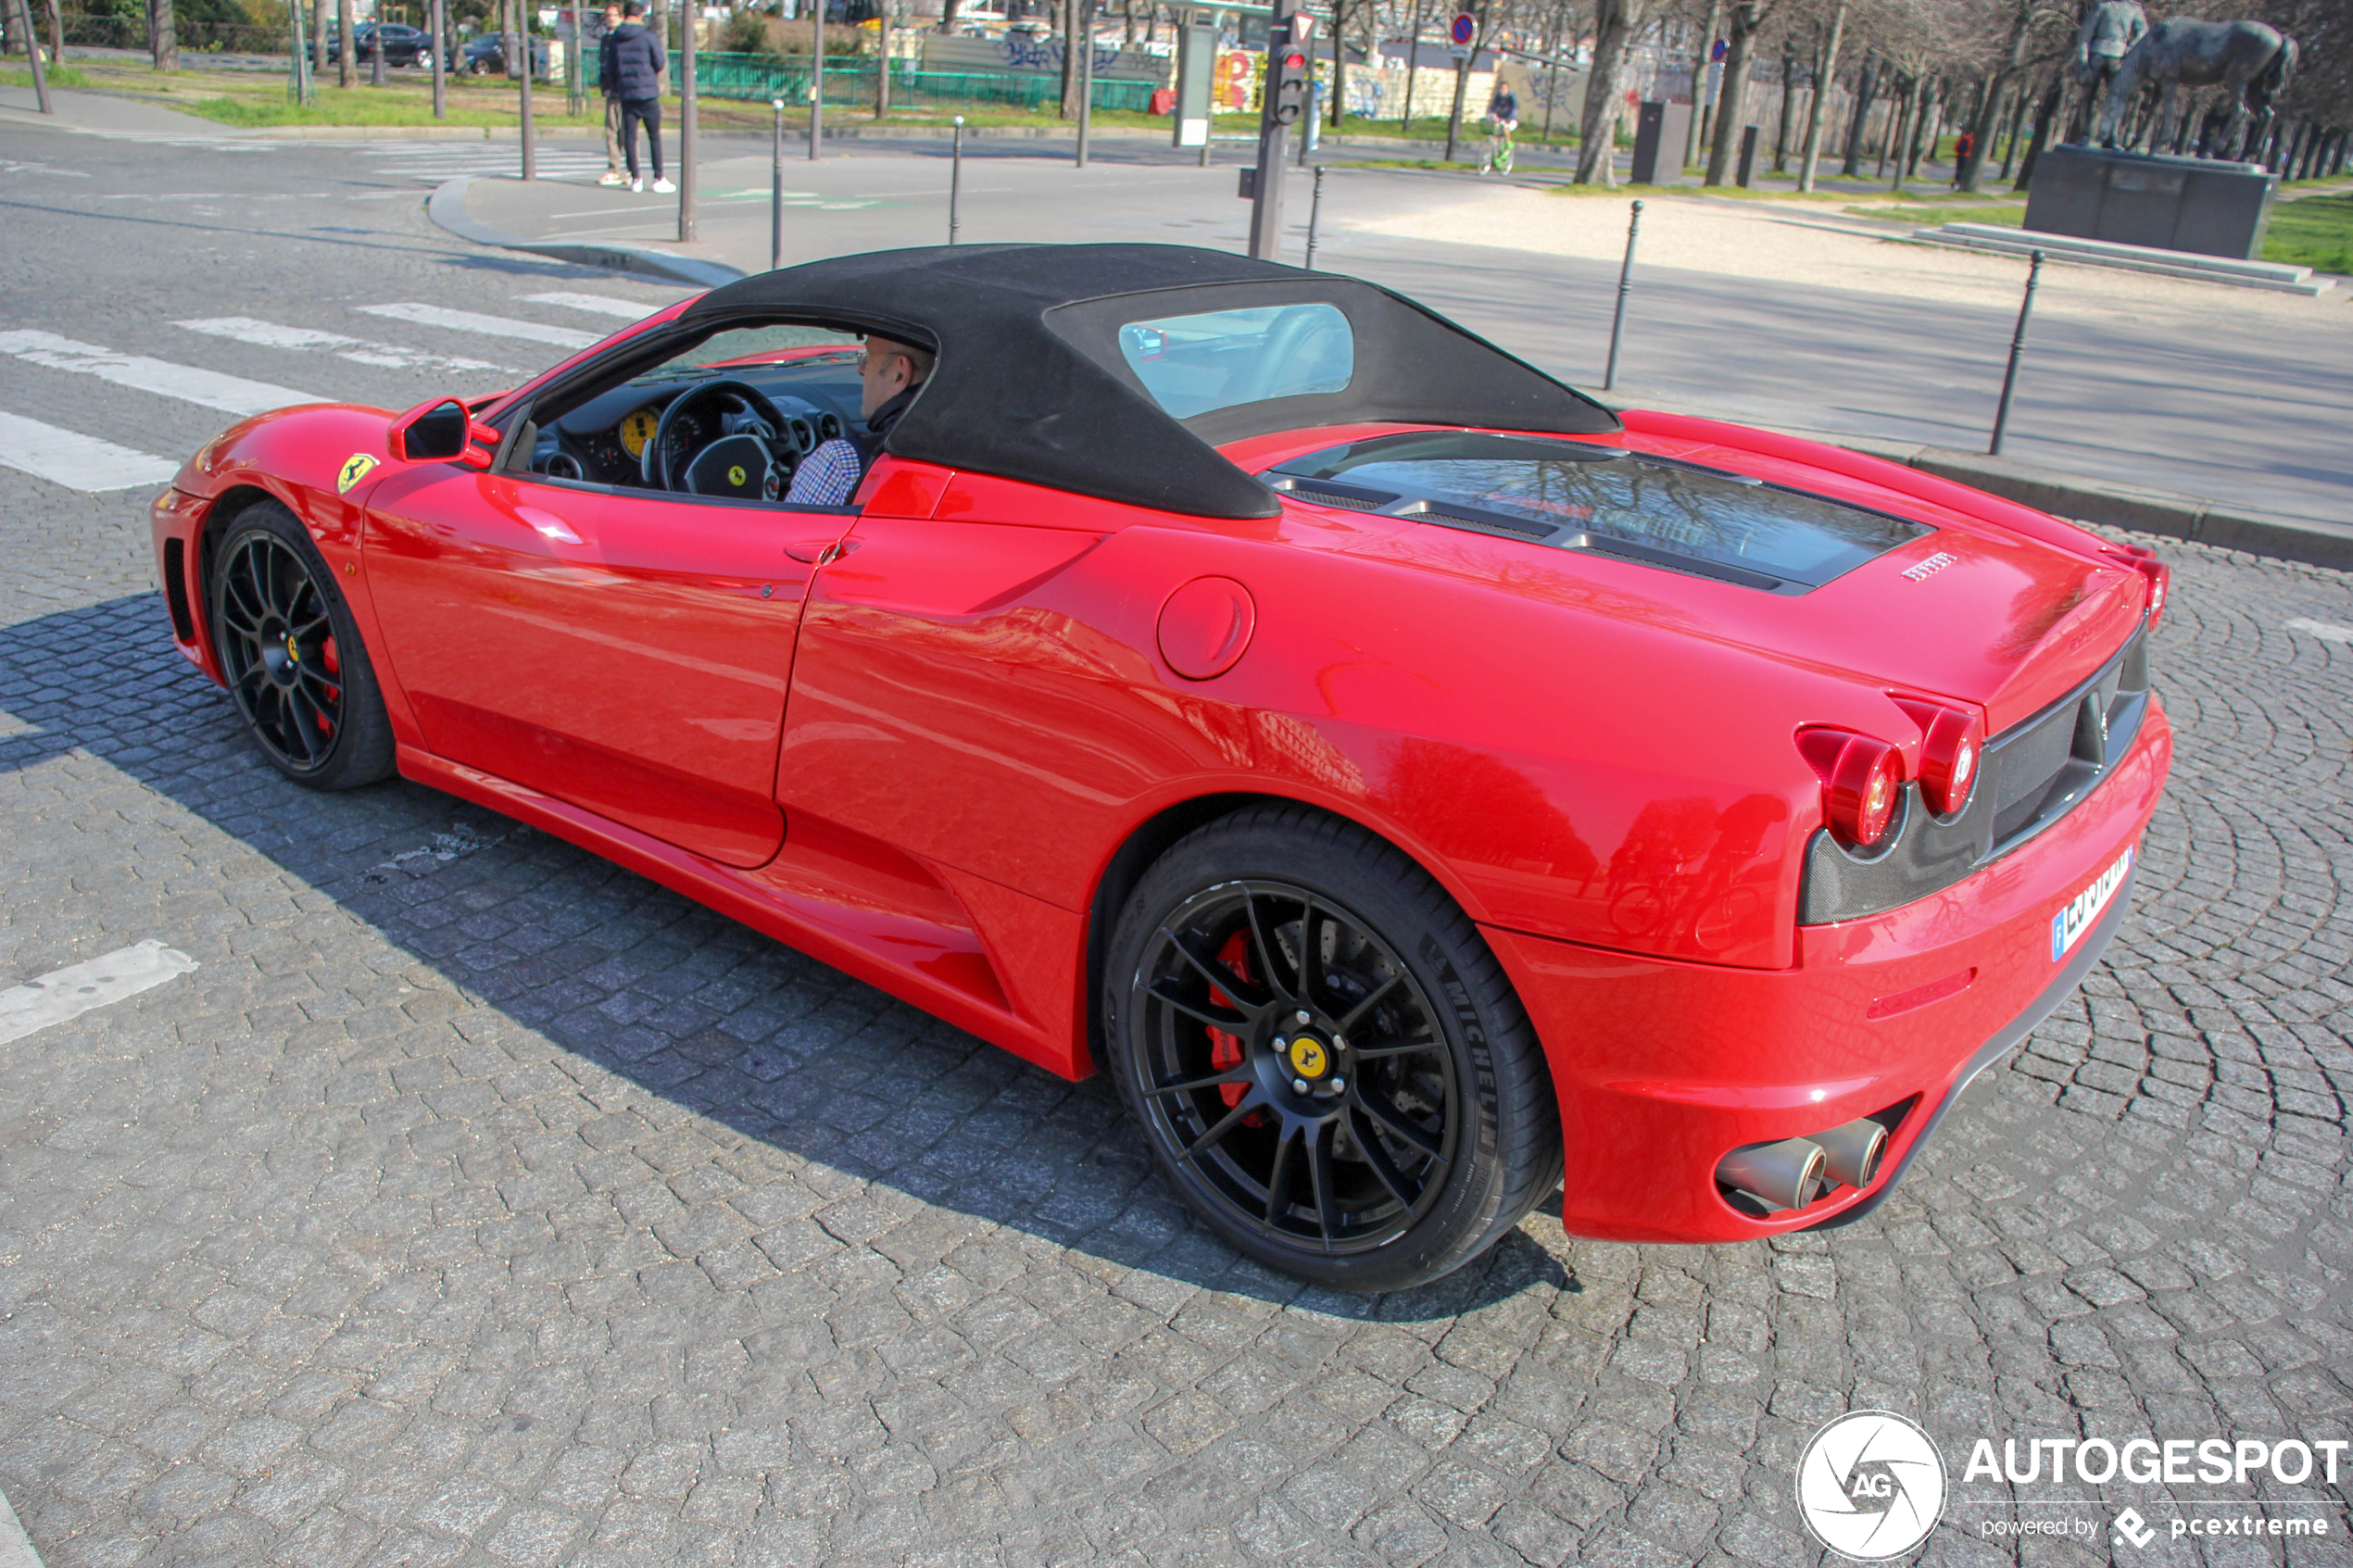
607,0,672,194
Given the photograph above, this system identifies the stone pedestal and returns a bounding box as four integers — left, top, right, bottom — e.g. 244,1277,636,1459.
2024,144,2278,260
1630,101,1691,185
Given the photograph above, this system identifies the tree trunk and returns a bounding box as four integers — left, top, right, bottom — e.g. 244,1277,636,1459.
1443,50,1469,162
337,0,354,86
1796,2,1843,192
1840,53,1873,176
153,0,174,69
1058,0,1078,119
1885,74,1915,187
1701,0,1755,185
2017,69,2061,187
312,0,327,82
1575,0,1631,184
875,0,889,116
1691,0,1719,168
1329,0,1343,128
1400,0,1422,130
937,0,960,33
1772,37,1796,171
1998,69,2030,178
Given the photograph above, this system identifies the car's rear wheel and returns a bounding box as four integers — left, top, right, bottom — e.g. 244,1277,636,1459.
1103,806,1562,1291
208,500,396,792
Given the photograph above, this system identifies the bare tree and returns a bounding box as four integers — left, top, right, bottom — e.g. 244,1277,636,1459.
1797,0,1846,188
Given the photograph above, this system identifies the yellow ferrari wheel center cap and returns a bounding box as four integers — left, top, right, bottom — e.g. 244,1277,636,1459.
1286,1035,1329,1079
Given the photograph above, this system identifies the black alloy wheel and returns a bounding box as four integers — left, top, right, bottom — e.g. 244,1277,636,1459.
1106,806,1562,1291
208,501,396,791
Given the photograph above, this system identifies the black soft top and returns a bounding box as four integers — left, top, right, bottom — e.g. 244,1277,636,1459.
680,243,1619,521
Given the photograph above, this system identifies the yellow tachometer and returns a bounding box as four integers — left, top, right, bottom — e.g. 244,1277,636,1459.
618,408,660,459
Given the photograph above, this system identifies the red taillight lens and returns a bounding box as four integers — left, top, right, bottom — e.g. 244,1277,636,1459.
1894,699,1985,816
1797,729,1904,849
2104,544,2170,629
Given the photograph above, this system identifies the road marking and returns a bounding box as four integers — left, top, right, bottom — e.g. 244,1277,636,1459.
0,1486,43,1568
0,940,199,1047
357,303,598,349
0,411,180,493
2284,617,2353,645
175,316,513,375
0,331,320,417
522,291,670,320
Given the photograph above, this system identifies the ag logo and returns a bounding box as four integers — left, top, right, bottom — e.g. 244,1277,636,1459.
1795,1411,1945,1560
336,453,379,494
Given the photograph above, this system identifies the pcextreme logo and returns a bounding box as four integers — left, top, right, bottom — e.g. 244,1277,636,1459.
1796,1411,1948,1560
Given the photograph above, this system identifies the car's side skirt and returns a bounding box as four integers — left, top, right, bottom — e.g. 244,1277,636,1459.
396,745,1090,1082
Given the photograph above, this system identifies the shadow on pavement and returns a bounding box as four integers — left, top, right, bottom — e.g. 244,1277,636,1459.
0,594,1578,1320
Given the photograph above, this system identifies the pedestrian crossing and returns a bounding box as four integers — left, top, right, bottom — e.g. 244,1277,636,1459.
0,288,678,495
356,139,614,185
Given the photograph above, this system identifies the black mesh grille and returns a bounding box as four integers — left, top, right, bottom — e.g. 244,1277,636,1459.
1290,485,1388,511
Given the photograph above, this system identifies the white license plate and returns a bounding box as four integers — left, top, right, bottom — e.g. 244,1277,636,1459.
2051,846,2133,961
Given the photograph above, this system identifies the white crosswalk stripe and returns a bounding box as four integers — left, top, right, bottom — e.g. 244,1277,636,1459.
0,330,321,417
0,411,180,493
176,317,516,375
356,303,600,350
521,291,669,320
358,140,612,184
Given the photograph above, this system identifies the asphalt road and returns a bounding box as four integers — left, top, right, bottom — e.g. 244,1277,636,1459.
3,115,2352,1568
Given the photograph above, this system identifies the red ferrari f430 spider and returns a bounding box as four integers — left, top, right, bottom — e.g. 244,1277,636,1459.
151,245,2171,1289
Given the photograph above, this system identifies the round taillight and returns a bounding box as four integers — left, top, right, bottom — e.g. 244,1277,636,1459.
1916,704,1985,815
1797,729,1906,850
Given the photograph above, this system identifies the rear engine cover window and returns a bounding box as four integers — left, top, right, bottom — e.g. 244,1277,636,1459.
1271,431,1931,592
1119,304,1354,420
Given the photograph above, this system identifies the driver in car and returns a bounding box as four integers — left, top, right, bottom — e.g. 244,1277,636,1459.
784,333,932,507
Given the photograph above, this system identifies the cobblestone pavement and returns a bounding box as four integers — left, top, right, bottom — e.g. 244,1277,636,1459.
3,118,2351,1568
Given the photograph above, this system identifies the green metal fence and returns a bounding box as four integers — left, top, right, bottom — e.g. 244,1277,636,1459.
629,50,1160,114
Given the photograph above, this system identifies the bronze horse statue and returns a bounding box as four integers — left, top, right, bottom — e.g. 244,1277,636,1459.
2095,17,2298,161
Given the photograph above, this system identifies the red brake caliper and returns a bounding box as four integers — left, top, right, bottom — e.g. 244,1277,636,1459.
1206,931,1266,1124
318,634,342,732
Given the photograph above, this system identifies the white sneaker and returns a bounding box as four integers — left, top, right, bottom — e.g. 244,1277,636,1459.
596,169,626,186
628,177,644,193
651,177,676,194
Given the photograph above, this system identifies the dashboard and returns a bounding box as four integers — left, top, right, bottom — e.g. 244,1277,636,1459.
529,353,863,494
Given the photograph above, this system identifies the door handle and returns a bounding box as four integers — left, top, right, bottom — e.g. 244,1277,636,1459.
786,537,861,566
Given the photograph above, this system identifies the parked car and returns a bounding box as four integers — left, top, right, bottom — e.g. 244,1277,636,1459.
325,20,436,66
147,245,2171,1290
460,33,550,75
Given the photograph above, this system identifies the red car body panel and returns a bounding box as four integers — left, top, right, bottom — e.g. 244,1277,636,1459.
149,292,2171,1244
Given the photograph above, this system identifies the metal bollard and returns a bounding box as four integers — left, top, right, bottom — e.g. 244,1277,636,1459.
1989,250,2044,457
771,98,785,271
950,114,964,245
1603,199,1642,392
808,4,824,162
1302,165,1325,270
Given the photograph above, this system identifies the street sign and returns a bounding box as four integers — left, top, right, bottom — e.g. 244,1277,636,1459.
1449,13,1473,45
1710,37,1726,60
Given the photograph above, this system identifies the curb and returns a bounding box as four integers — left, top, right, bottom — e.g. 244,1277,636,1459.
426,175,747,288
247,122,607,141
1849,439,2353,572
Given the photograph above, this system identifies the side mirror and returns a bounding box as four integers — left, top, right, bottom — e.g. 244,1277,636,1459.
389,398,498,468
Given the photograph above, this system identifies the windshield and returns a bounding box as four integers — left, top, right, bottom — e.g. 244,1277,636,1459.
1116,304,1353,420
642,323,861,382
1269,432,1932,592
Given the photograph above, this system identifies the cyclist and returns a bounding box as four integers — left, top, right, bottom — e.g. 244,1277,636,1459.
1480,81,1519,175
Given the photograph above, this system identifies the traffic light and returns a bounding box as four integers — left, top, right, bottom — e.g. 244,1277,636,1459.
1265,27,1312,126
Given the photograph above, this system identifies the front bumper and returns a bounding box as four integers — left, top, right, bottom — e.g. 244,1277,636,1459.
1486,696,2171,1244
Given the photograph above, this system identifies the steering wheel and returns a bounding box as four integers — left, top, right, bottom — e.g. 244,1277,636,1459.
1237,305,1347,406
643,378,797,500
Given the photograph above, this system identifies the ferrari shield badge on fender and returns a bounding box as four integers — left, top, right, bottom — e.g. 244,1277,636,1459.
337,454,379,495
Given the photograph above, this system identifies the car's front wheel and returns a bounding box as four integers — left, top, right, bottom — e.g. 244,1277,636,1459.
1103,806,1562,1291
208,499,396,791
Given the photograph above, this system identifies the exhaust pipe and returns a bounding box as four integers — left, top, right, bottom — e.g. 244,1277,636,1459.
1813,1118,1889,1189
1717,1137,1828,1212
